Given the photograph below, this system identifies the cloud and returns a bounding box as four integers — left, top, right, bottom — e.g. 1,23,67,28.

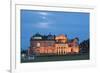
42,16,47,19
39,12,48,16
35,22,50,29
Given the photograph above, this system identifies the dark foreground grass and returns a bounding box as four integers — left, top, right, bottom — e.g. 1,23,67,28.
21,53,89,63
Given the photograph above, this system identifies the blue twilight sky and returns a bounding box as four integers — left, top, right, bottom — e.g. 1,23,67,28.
21,10,90,50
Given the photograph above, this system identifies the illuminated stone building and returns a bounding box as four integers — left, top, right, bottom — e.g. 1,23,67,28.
29,33,55,55
28,33,80,56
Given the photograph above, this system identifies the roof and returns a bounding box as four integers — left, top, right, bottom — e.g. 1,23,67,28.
30,33,55,41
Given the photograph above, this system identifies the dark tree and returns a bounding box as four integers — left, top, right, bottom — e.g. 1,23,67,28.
21,50,28,55
79,39,89,53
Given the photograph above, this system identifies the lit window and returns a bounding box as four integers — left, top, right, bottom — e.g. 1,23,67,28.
37,43,40,47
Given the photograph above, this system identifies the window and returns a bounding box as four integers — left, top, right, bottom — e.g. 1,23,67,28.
37,43,40,47
48,43,52,46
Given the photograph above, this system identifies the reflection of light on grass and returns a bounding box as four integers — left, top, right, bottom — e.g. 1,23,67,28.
28,55,35,60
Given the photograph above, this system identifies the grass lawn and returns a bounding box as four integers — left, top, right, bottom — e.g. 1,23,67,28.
21,53,89,63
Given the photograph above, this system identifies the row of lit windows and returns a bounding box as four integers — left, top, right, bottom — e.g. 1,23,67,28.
57,47,66,49
36,42,53,47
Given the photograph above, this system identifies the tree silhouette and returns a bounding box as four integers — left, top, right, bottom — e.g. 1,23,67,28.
79,39,89,53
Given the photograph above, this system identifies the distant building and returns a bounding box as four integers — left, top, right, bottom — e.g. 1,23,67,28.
28,33,80,56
